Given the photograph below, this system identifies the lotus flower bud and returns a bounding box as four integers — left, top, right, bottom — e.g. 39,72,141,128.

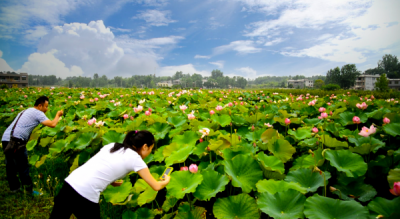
383,117,390,124
390,182,400,196
284,118,290,125
330,186,337,192
189,164,198,173
352,116,361,124
180,166,188,171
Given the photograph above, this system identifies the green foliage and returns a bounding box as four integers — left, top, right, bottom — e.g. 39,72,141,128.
375,73,390,91
322,84,341,91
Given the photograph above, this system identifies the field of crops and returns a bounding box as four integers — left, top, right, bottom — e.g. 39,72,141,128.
1,87,400,219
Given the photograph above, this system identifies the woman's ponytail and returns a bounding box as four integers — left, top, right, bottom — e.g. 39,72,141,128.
110,130,155,153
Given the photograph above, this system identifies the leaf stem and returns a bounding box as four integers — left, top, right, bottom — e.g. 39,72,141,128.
186,193,192,210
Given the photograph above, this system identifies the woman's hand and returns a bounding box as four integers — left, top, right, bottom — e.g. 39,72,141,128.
111,180,123,187
160,174,171,183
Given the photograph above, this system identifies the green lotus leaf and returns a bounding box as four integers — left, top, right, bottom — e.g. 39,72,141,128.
221,148,251,160
29,154,39,166
257,189,306,219
193,170,229,201
367,197,400,218
339,111,367,126
383,123,400,137
244,112,264,124
256,152,285,174
76,108,96,118
39,136,54,147
325,123,344,136
213,193,259,219
102,130,126,146
133,174,159,206
162,197,178,212
153,146,166,162
211,114,231,127
388,168,400,188
348,136,384,155
244,128,265,142
261,128,279,144
231,114,247,125
208,139,229,151
325,150,367,177
285,168,331,193
288,128,312,140
172,131,198,147
303,118,322,126
48,139,68,157
366,107,390,120
384,113,400,123
148,122,171,140
298,138,318,148
122,210,138,219
192,141,209,157
35,155,47,168
175,203,206,219
135,208,156,219
223,154,263,193
26,139,38,151
102,181,133,204
320,135,348,148
217,133,241,147
164,145,194,166
256,179,307,194
74,132,98,150
166,171,203,200
332,180,377,202
267,138,296,163
304,194,369,219
167,115,187,127
163,142,180,157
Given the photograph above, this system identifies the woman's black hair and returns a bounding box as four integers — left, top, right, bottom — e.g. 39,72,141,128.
110,130,155,153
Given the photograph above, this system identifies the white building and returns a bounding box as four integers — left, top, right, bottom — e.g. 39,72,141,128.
157,81,172,87
287,79,314,88
354,74,400,91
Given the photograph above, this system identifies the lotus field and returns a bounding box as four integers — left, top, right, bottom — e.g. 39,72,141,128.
1,87,400,219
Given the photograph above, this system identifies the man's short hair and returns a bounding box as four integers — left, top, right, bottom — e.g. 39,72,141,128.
34,96,49,106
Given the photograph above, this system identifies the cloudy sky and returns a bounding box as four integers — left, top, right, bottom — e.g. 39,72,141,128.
0,0,399,79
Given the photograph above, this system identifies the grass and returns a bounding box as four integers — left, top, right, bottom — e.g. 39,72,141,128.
0,150,54,218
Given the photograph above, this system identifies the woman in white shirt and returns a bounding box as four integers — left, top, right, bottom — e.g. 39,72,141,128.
50,130,170,218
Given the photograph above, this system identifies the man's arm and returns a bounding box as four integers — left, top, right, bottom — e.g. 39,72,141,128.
41,110,63,128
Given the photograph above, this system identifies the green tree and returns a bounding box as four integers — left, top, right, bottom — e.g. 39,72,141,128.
211,69,224,79
325,67,341,85
378,54,399,78
340,64,360,89
375,73,389,91
314,79,325,89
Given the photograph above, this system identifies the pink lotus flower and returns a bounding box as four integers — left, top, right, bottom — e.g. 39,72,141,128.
251,125,255,131
284,118,290,125
145,110,151,116
11,109,14,112
199,128,210,138
97,92,101,95
238,97,243,100
383,117,390,124
180,105,187,111
353,116,361,124
123,114,129,119
94,98,98,101
264,123,273,128
228,102,233,107
95,121,105,127
356,102,368,110
319,107,326,113
358,125,376,137
180,166,188,171
80,95,85,99
216,105,223,111
308,100,316,106
90,99,94,103
148,108,152,112
209,110,215,115
88,118,96,125
321,113,328,119
68,96,71,99
24,95,27,98
327,102,331,106
188,111,195,120
312,127,318,133
390,182,400,196
134,105,143,113
189,164,198,173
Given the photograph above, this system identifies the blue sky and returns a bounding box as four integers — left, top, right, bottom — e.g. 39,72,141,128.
0,0,399,79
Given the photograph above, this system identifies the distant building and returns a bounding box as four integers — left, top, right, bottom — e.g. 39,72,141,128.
354,75,380,90
354,74,400,91
287,79,314,88
0,72,29,88
157,81,173,87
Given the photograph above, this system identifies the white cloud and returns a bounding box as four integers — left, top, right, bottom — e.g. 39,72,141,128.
280,0,400,63
158,64,210,77
214,40,262,55
194,55,210,59
236,67,257,78
264,38,284,46
0,50,14,71
209,61,224,69
133,10,177,27
17,20,184,78
0,0,92,39
18,49,84,78
24,25,49,43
